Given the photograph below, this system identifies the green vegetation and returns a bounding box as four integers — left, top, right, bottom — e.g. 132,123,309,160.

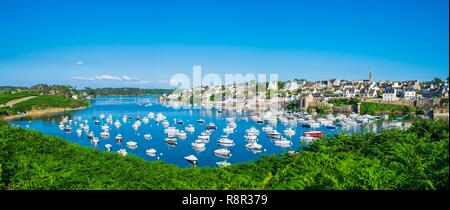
0,92,37,105
307,104,332,116
2,119,446,190
360,102,421,115
10,96,89,113
0,96,89,116
328,98,359,106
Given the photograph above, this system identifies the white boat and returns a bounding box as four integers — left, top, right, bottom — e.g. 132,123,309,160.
214,148,231,158
114,120,121,127
126,141,138,149
185,124,195,133
262,125,273,132
217,137,234,146
100,113,105,119
143,134,152,140
197,119,205,124
83,124,90,131
105,144,112,151
148,112,155,119
117,149,127,156
164,126,179,135
100,131,110,138
197,134,210,142
226,117,234,123
274,138,292,147
223,126,234,134
91,137,100,144
161,120,170,127
191,140,206,148
146,148,157,156
116,134,123,142
246,127,260,136
300,136,316,143
164,137,178,145
177,130,187,138
101,124,110,131
88,131,95,138
76,129,82,135
142,117,150,124
216,160,231,167
244,134,258,141
268,130,282,139
206,122,217,129
284,128,296,136
245,142,263,150
184,155,198,164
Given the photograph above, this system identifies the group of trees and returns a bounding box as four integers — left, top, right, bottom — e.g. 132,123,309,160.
2,119,446,190
360,102,422,115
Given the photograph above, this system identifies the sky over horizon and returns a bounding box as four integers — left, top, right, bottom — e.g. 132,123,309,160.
0,0,448,88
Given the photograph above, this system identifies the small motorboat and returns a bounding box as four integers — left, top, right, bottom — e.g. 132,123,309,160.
300,136,316,143
164,137,178,145
185,124,195,133
184,155,198,165
244,134,258,141
177,130,187,138
91,137,100,145
76,128,82,135
245,142,263,150
116,134,123,142
246,127,260,136
105,144,112,151
88,131,95,139
142,117,150,124
117,149,127,156
143,134,152,140
303,131,324,138
217,137,234,146
326,124,337,129
197,119,205,124
64,125,72,133
191,140,206,148
100,131,110,138
214,148,231,158
146,148,157,156
274,138,293,147
176,119,184,125
126,141,138,149
206,122,217,130
284,128,296,136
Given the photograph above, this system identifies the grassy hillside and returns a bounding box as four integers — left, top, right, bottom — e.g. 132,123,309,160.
10,95,89,113
0,92,36,105
0,119,448,190
0,95,90,116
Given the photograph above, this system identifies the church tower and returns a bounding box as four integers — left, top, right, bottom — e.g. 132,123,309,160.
369,71,372,82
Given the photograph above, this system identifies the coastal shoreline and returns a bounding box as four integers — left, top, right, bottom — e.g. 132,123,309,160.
1,106,88,121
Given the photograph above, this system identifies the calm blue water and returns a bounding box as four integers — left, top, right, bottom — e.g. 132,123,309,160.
9,96,360,167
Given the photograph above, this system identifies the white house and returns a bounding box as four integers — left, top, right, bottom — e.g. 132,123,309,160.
343,87,356,98
402,86,416,99
382,86,398,101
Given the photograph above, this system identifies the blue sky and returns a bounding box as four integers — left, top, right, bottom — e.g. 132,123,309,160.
0,0,448,88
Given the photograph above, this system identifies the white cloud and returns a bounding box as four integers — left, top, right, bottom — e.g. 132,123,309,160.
122,75,137,81
94,75,122,80
72,74,133,81
75,60,84,65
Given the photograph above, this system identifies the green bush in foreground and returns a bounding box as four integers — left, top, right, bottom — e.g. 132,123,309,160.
0,119,448,190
